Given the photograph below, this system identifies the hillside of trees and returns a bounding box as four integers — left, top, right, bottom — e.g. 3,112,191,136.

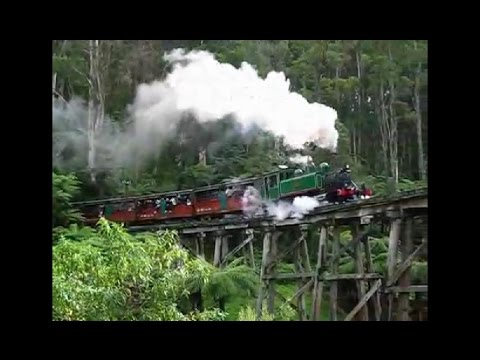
52,40,428,321
53,40,427,199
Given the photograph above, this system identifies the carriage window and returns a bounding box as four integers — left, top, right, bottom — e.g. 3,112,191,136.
195,190,217,201
112,203,123,211
83,205,98,216
269,175,277,187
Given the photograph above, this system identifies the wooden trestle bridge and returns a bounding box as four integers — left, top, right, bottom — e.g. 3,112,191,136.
130,188,428,321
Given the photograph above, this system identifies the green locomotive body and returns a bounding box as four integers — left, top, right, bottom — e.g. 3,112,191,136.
256,162,332,201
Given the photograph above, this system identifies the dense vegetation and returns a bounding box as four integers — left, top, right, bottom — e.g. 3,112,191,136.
52,40,428,321
53,40,427,199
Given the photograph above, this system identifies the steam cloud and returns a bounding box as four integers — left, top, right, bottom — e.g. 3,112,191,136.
53,48,339,173
242,186,321,221
133,48,338,151
289,154,313,165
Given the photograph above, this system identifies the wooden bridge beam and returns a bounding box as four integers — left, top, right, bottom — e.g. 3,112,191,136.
398,217,413,321
311,226,327,320
195,232,205,259
387,217,402,320
363,235,382,320
352,222,369,321
256,229,275,318
221,229,255,266
329,226,340,321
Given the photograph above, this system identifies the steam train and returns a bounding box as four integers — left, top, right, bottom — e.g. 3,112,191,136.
73,162,372,226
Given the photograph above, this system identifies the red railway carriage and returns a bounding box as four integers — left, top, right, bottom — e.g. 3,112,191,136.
79,200,136,225
74,179,254,225
135,190,194,222
192,182,248,217
75,189,195,225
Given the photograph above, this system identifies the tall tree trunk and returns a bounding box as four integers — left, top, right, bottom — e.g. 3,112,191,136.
198,148,207,165
378,83,389,176
414,42,426,180
87,40,105,184
388,49,399,186
354,49,363,163
217,297,226,312
52,72,57,107
352,126,357,161
335,65,340,105
52,40,68,106
190,290,204,311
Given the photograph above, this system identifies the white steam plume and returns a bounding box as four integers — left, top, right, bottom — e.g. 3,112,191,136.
131,48,339,152
289,154,313,165
53,97,133,171
53,48,339,174
242,186,321,221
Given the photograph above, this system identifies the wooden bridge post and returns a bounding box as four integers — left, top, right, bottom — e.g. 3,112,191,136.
398,216,413,321
195,232,206,259
267,230,281,314
363,232,382,320
351,221,369,321
311,225,327,320
387,215,402,320
329,225,340,321
255,228,281,317
213,231,224,267
256,229,272,318
293,224,311,320
247,229,256,269
221,235,230,267
238,229,256,267
221,229,256,268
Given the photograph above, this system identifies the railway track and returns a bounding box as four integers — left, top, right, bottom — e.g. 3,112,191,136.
127,187,428,233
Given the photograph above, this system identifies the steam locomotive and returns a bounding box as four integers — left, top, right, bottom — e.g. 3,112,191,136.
73,162,372,226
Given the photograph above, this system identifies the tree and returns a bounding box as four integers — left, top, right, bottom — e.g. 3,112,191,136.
237,301,296,321
187,257,258,312
53,218,226,321
52,40,428,197
52,172,83,228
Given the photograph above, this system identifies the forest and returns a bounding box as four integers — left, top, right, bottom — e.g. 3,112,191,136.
52,40,428,321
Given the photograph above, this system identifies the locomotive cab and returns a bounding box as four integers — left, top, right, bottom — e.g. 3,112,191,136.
324,164,373,203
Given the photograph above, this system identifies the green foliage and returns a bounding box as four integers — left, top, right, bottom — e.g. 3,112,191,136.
187,257,258,308
277,262,295,273
237,301,296,321
52,172,83,228
53,219,225,320
360,175,427,196
179,163,216,188
411,261,428,284
53,223,98,244
52,40,429,320
53,40,428,198
333,233,427,285
187,308,228,321
238,305,273,321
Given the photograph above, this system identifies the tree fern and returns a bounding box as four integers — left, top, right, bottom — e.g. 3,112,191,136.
237,301,295,321
53,172,83,227
53,219,225,320
204,257,258,300
411,261,427,284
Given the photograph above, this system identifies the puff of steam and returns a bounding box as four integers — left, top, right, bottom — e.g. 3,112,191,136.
291,196,320,218
132,48,339,151
289,154,313,165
